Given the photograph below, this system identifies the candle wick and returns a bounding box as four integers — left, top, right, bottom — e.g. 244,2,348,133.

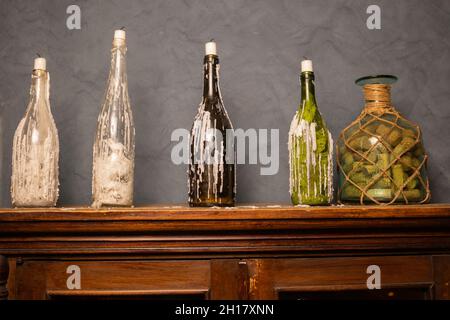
120,26,126,30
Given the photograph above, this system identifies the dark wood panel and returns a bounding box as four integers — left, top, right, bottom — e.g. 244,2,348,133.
15,260,47,299
7,258,16,299
0,255,8,300
47,289,208,300
433,255,450,299
247,256,433,299
279,286,431,300
210,259,248,299
14,260,211,300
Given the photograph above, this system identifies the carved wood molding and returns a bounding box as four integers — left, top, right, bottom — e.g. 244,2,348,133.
1,204,450,258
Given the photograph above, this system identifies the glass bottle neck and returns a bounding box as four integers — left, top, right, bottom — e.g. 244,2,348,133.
108,43,128,96
300,71,317,106
202,55,221,101
29,69,49,111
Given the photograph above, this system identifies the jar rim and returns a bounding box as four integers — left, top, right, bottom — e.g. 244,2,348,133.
355,75,398,86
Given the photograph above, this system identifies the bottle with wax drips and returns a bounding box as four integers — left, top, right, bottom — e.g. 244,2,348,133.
92,29,135,208
188,40,236,207
288,59,333,205
11,56,59,207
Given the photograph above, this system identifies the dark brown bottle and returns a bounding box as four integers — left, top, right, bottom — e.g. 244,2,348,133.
188,41,235,207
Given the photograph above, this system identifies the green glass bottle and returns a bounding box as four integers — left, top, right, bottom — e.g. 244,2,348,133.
288,59,333,205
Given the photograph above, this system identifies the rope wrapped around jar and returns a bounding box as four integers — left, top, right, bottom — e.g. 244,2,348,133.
337,82,430,205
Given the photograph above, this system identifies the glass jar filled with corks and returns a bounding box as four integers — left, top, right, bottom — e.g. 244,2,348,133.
337,75,430,205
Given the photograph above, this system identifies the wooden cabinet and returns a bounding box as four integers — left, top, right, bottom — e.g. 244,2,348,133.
1,205,450,300
14,260,212,300
247,256,434,300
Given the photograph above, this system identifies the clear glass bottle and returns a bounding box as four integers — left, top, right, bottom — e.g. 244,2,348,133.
188,41,236,207
92,30,135,208
288,59,333,205
337,75,430,204
11,57,59,207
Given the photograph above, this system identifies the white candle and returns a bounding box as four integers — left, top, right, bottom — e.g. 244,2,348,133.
113,29,126,46
34,57,46,70
114,29,126,40
301,59,313,72
205,41,217,55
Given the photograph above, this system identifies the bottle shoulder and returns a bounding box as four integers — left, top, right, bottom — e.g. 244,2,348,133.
289,107,332,152
20,98,56,126
14,115,59,147
97,98,134,124
294,101,329,127
194,100,233,129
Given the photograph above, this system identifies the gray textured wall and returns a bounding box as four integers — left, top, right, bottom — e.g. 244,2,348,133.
0,0,449,206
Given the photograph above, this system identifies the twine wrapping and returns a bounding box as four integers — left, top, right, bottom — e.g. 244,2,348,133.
337,84,431,205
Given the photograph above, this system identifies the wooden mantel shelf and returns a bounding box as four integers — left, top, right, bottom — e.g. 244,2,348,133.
2,204,450,300
1,204,450,258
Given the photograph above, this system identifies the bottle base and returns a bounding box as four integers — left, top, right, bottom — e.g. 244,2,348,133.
189,202,235,208
13,203,56,208
91,201,133,209
12,200,57,208
291,202,332,206
291,195,331,206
